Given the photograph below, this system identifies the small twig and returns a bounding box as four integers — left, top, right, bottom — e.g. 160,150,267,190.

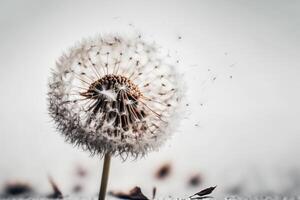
47,176,63,199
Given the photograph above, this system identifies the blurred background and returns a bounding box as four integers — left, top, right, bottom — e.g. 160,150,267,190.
0,0,300,198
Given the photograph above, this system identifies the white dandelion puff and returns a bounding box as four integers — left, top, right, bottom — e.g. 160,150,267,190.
48,34,183,159
48,34,183,200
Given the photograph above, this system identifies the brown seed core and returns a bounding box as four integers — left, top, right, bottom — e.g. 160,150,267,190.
80,74,142,100
80,75,146,134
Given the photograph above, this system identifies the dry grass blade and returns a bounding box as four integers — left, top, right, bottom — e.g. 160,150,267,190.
47,176,63,199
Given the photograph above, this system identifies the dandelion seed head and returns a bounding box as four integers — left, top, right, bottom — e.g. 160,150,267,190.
48,34,183,159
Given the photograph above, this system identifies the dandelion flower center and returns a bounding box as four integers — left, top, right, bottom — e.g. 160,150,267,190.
80,74,147,133
48,34,182,158
81,74,142,101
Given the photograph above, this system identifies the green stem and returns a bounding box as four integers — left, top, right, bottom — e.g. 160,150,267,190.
98,153,111,200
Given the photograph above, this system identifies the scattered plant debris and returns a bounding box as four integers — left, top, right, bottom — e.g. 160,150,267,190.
109,186,149,200
47,176,63,199
155,163,172,180
189,186,217,199
3,181,33,196
152,187,157,199
72,184,83,193
76,165,88,178
188,174,202,187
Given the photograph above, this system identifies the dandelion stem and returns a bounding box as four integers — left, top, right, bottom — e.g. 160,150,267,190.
98,153,111,200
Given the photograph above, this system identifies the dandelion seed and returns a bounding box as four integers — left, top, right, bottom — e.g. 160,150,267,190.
48,34,183,200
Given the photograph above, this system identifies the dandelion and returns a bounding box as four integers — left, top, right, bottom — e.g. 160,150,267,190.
48,34,182,200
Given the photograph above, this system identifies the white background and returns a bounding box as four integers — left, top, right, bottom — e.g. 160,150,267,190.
0,0,299,198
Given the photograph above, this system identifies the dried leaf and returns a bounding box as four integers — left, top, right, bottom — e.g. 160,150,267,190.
109,186,149,200
189,186,217,198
